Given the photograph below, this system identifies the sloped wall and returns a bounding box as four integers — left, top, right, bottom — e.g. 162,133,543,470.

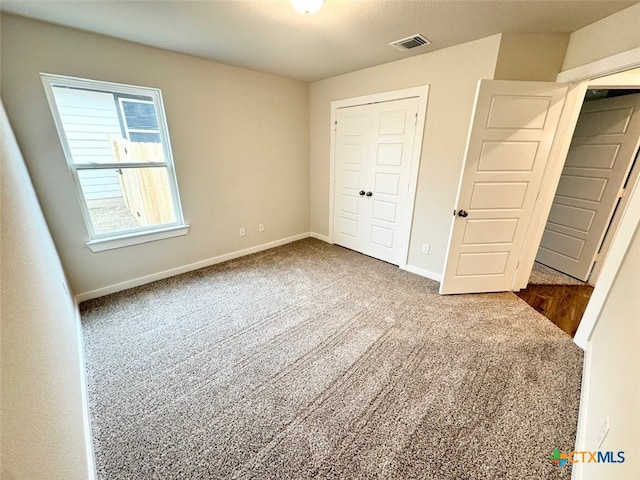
579,224,640,479
0,100,92,479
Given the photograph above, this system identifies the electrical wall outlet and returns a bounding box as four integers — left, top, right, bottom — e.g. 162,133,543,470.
422,243,430,254
239,227,246,237
259,223,265,232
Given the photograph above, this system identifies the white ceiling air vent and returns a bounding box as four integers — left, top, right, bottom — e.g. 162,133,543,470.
389,34,431,51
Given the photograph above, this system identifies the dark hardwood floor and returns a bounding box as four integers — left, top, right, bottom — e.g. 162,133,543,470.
516,284,594,337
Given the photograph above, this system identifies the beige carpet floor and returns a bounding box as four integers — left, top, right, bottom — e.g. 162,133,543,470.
81,238,583,479
529,262,586,286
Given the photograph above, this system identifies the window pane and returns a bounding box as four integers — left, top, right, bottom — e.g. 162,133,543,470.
122,101,159,129
113,137,165,163
129,132,161,143
78,167,177,235
51,86,122,164
51,86,167,165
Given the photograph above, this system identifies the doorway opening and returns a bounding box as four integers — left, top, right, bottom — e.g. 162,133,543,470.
519,86,640,337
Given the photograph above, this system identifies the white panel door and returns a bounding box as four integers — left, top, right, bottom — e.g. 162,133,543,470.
537,93,640,280
440,80,567,294
334,106,369,254
333,97,419,265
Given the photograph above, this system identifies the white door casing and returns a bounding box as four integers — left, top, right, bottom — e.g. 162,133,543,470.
536,93,640,281
333,97,420,265
440,80,568,294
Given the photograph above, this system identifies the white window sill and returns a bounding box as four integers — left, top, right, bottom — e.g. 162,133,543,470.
86,225,190,252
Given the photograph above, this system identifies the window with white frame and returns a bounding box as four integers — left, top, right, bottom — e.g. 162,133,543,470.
41,74,188,251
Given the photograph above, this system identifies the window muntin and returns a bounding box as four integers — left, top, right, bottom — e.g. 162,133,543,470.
118,98,162,143
41,74,186,246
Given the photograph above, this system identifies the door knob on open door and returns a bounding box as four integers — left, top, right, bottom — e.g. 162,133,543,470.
457,209,469,218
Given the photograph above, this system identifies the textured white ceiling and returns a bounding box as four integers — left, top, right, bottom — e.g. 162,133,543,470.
1,0,637,82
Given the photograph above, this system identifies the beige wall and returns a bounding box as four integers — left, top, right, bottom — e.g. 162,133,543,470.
1,101,91,479
494,33,569,81
563,2,640,71
309,35,501,277
0,14,309,297
579,225,640,479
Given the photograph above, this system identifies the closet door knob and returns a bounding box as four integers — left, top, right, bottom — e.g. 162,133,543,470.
359,190,366,196
366,191,373,197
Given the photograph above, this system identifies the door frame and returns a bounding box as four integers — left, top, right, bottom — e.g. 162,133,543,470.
588,151,640,285
328,86,429,269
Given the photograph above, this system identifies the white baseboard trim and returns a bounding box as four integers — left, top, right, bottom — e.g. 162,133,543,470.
309,232,332,243
73,301,97,480
572,343,592,480
401,264,442,282
75,232,310,302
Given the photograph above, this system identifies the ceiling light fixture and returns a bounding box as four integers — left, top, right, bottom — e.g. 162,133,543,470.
291,0,324,15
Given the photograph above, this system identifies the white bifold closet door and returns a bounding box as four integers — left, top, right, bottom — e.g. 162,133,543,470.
333,97,419,265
